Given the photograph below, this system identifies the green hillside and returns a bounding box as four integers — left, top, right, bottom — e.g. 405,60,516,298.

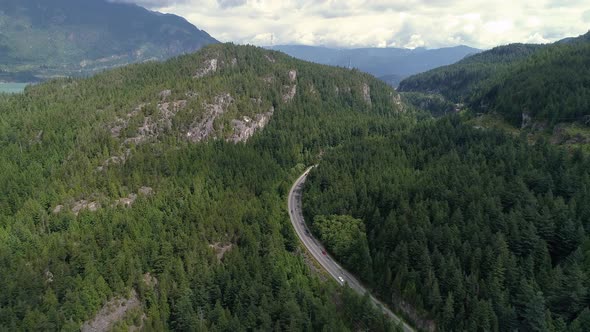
398,43,544,102
399,31,590,127
0,44,411,331
0,0,217,81
473,41,590,126
303,116,590,331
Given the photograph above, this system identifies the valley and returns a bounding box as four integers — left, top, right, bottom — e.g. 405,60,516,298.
1,1,589,331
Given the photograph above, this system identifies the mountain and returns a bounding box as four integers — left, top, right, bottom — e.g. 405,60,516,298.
0,43,411,331
398,43,544,101
268,44,481,87
399,31,590,127
0,0,218,81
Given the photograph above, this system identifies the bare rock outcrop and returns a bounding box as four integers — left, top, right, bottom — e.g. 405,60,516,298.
138,186,154,196
115,193,138,208
158,89,172,101
52,205,64,214
72,200,101,216
124,100,186,145
391,92,405,112
81,290,141,332
282,85,297,103
186,93,234,142
264,54,276,63
114,187,153,208
288,69,297,82
194,58,218,78
228,107,275,143
362,83,372,106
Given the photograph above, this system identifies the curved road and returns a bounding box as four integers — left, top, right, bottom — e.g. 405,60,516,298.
288,167,414,332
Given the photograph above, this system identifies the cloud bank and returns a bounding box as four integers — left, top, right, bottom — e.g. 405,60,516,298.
130,0,590,49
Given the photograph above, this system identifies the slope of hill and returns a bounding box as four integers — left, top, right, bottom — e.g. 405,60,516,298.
268,45,480,87
398,43,544,101
474,41,590,126
0,43,411,331
303,115,590,331
0,0,217,81
399,31,590,127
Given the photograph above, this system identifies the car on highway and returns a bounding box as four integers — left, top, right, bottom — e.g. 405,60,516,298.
338,276,345,284
322,250,327,255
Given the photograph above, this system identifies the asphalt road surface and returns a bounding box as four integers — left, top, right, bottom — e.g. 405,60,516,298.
288,167,415,332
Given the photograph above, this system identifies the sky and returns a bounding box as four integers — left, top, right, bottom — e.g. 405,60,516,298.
119,0,589,49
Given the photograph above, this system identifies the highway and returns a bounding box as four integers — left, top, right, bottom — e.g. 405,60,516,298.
288,167,415,332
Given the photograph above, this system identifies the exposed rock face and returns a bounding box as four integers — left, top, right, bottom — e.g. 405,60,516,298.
288,69,297,82
264,54,276,63
52,205,64,214
114,187,153,208
186,93,234,142
102,149,131,169
143,272,158,288
115,193,138,208
72,200,101,216
228,107,275,143
44,270,54,284
81,290,141,332
158,100,187,121
124,100,187,145
158,89,172,100
194,58,218,78
138,186,154,196
282,85,297,102
362,83,372,106
391,92,405,112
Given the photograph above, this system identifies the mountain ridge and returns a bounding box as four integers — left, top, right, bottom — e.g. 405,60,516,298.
267,44,481,87
399,31,590,127
0,0,218,81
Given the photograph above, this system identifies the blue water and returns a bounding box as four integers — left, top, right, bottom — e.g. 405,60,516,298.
0,83,28,93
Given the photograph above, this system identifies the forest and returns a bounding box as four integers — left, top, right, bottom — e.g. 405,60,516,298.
303,115,590,331
0,44,411,331
399,32,590,127
3,35,590,332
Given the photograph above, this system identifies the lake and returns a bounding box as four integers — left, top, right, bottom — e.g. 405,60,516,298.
0,83,28,93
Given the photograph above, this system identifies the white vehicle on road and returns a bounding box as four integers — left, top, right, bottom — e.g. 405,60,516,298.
338,276,345,285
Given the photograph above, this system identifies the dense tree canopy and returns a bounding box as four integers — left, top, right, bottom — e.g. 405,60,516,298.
0,44,410,331
304,116,590,331
399,32,590,127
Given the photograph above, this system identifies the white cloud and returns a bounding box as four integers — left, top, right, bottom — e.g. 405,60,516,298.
137,0,590,49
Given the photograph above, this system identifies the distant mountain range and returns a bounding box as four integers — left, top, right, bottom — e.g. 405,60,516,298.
0,0,218,82
267,45,481,87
